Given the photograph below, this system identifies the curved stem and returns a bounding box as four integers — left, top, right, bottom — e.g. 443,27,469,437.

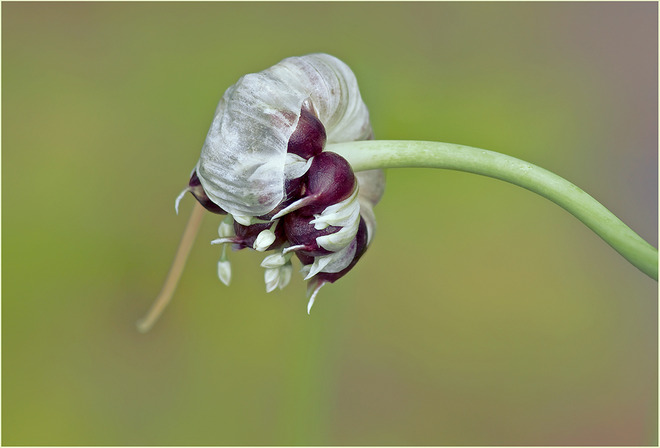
137,201,205,333
327,140,658,281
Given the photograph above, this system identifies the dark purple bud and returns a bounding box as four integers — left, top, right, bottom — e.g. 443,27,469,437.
274,151,355,219
287,100,326,159
188,171,227,215
232,220,287,251
303,151,356,214
283,212,341,257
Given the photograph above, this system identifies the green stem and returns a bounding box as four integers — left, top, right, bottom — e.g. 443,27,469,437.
327,140,658,281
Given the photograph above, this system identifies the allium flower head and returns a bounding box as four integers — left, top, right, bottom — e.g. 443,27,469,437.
140,53,657,335
179,53,384,312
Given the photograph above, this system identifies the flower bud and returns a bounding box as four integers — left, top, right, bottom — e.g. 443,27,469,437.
287,99,326,159
232,220,286,251
260,252,293,292
283,212,340,257
217,259,232,286
272,151,357,219
217,216,234,238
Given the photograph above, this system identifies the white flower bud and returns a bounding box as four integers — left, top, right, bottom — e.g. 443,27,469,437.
232,214,257,227
217,216,234,238
253,228,277,252
278,263,293,290
260,252,288,269
263,260,293,292
217,260,231,286
264,268,281,293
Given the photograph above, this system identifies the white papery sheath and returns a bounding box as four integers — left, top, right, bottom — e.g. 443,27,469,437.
195,53,373,218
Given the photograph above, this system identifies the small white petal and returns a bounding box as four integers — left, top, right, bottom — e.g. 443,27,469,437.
278,263,293,289
218,216,234,238
232,214,254,226
304,240,357,280
217,260,232,286
307,282,325,314
315,208,360,252
305,256,332,280
323,240,358,273
284,153,313,179
260,252,287,269
271,196,316,220
310,187,359,230
174,187,189,215
254,229,276,252
210,237,233,245
316,226,357,253
282,244,306,255
264,268,280,293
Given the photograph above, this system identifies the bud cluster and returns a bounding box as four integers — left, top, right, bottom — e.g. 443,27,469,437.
181,100,373,312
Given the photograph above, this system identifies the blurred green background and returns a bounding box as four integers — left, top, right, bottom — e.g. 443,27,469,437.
3,2,657,445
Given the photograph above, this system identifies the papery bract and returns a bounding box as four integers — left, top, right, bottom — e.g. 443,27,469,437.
194,53,373,218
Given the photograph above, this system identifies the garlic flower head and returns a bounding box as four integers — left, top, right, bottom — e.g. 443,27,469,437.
184,53,384,313
195,53,373,218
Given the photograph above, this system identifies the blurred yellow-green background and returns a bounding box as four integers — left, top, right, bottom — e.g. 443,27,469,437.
3,2,657,445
